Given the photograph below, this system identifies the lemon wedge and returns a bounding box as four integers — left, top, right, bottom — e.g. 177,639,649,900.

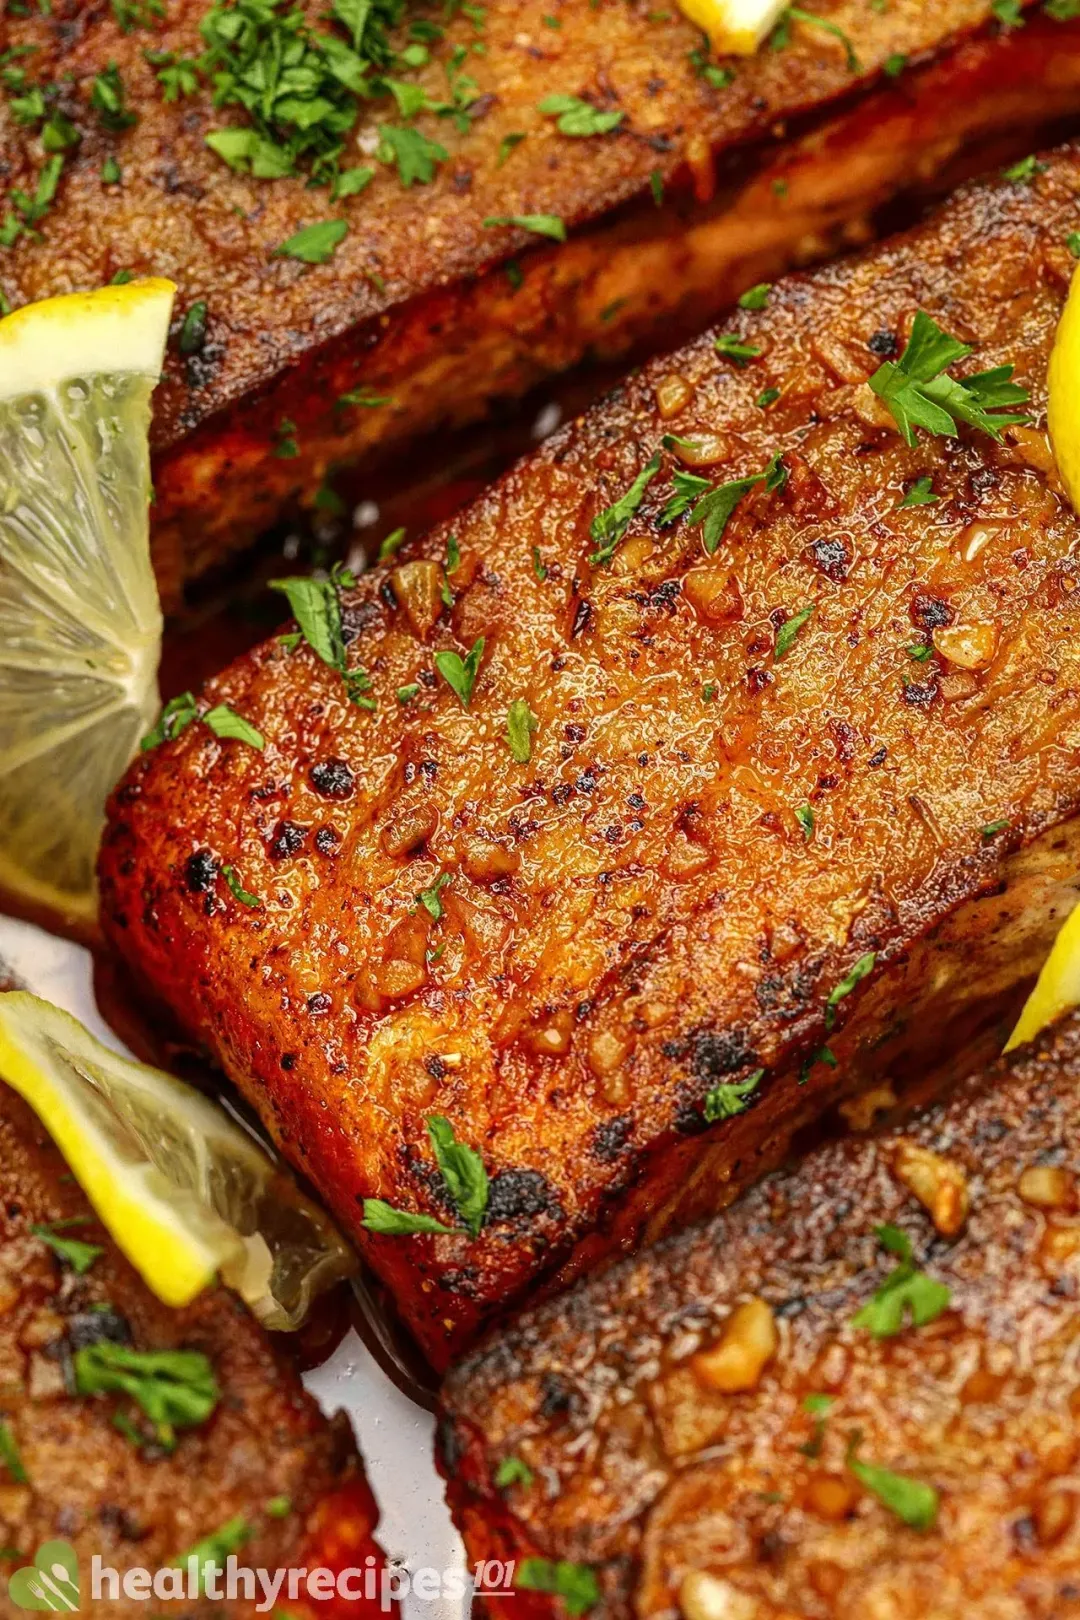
1049,265,1080,515
1004,899,1080,1053
0,991,354,1326
0,279,174,927
677,0,787,53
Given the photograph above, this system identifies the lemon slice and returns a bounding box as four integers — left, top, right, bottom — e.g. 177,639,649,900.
1049,264,1080,514
677,0,787,53
0,280,174,927
1005,899,1080,1052
0,990,355,1327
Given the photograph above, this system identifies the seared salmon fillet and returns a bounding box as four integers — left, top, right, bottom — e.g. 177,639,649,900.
438,1009,1080,1620
100,146,1080,1369
0,1076,391,1618
7,1,1080,602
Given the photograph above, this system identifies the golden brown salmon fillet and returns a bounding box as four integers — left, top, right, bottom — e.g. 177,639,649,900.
6,1,1080,603
100,145,1080,1370
0,1076,393,1619
438,1009,1080,1620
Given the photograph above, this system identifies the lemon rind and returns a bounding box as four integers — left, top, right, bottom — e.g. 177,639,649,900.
1005,897,1080,1052
0,992,245,1306
0,279,176,402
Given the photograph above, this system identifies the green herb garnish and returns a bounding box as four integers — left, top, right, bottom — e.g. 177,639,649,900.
589,452,661,566
75,1343,219,1450
715,333,762,365
222,865,261,908
274,219,348,264
851,1224,951,1338
31,1221,103,1275
434,637,485,708
482,212,567,241
868,310,1030,445
847,1434,939,1530
202,704,265,750
507,699,538,763
495,1455,534,1489
825,951,876,1030
537,94,623,136
703,1067,764,1122
517,1560,599,1617
775,603,814,659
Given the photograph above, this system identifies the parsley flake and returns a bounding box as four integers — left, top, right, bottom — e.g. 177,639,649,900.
0,1422,26,1485
795,803,814,840
868,310,1030,445
222,865,261,908
825,951,876,1030
507,699,538,763
899,475,938,508
274,219,348,264
537,94,623,136
775,603,814,659
847,1434,939,1531
482,212,567,242
738,282,771,310
74,1343,219,1450
851,1224,951,1338
496,1455,534,1490
517,1560,599,1617
203,704,265,750
434,637,485,708
589,452,661,566
362,1114,489,1238
715,333,762,365
31,1220,103,1275
141,691,198,752
703,1067,764,1122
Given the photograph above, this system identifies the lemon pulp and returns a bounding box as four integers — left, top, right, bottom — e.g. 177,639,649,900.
677,0,787,53
0,279,174,925
0,991,354,1325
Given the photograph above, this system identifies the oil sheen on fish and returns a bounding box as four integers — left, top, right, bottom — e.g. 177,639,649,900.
6,1,1080,602
438,1009,1080,1620
0,1078,391,1618
100,146,1080,1369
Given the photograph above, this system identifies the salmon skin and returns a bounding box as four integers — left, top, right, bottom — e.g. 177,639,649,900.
101,145,1080,1370
6,2,1080,603
0,1076,393,1619
438,1009,1080,1620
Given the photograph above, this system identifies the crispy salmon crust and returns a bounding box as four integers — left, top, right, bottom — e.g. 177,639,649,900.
6,1,1080,601
438,1009,1080,1620
101,147,1080,1369
0,1078,391,1618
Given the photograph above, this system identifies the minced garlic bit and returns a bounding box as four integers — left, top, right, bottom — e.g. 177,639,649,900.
677,0,787,55
692,1296,778,1392
680,1570,759,1620
891,1140,970,1236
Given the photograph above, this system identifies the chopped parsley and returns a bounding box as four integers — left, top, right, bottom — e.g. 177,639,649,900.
755,386,780,409
650,167,664,206
683,452,786,555
507,698,538,763
362,1114,489,1237
141,691,198,751
222,865,262,907
1003,153,1047,186
274,219,348,264
111,0,164,30
434,637,485,708
981,817,1010,839
907,643,933,661
264,1495,292,1519
537,94,623,136
703,1067,764,1122
202,704,265,749
847,1434,939,1531
799,1391,834,1457
772,7,860,71
482,212,567,242
495,1455,534,1489
715,333,762,365
416,871,451,920
397,682,420,704
176,1516,252,1596
868,310,1030,445
31,1220,103,1275
738,282,772,310
1068,230,1080,258
795,803,814,840
270,566,375,709
517,1560,599,1617
379,124,448,186
497,131,525,165
824,950,876,1031
991,0,1024,22
91,63,137,131
775,603,814,659
589,452,661,566
883,51,907,76
899,475,938,508
0,1422,27,1484
532,545,548,582
851,1224,951,1338
74,1343,219,1450
178,300,208,355
377,526,407,560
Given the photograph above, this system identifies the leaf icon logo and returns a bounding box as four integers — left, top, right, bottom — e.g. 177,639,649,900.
8,1541,80,1611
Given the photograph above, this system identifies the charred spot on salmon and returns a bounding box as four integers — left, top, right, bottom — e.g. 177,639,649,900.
310,759,355,799
691,1030,757,1085
911,593,955,630
591,1117,633,1162
184,849,218,893
314,826,340,854
486,1170,564,1228
808,535,852,580
268,820,309,859
868,329,898,356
